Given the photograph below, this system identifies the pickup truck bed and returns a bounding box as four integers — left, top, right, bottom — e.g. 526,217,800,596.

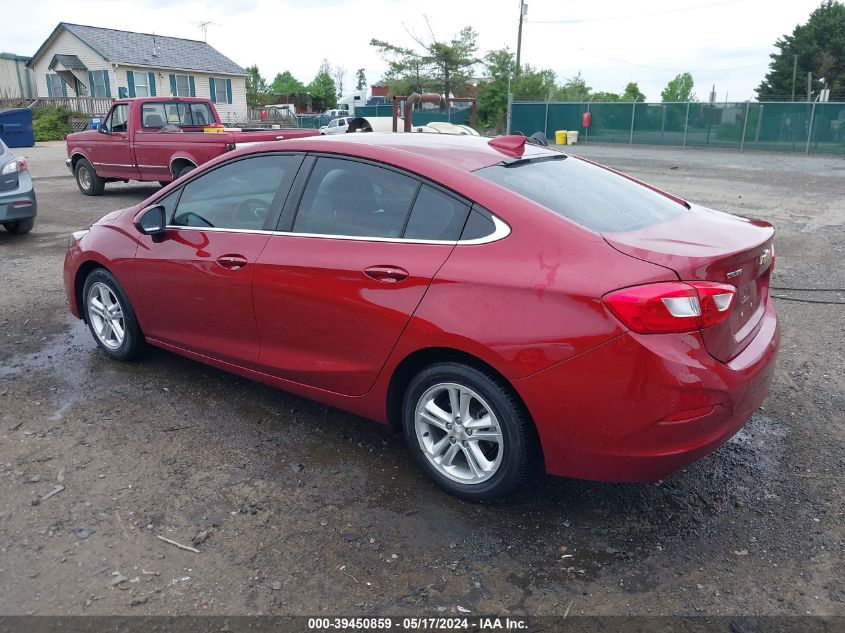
66,97,317,196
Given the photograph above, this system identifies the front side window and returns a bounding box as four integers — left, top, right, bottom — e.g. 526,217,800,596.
293,158,419,238
105,104,129,134
141,101,214,128
171,155,298,231
477,155,685,233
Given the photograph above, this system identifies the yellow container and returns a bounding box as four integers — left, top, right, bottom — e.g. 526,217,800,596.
555,130,568,145
203,126,226,133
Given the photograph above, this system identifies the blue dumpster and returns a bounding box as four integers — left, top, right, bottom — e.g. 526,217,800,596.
0,108,35,148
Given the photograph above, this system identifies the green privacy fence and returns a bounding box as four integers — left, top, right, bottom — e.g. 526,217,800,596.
511,101,845,155
296,105,472,129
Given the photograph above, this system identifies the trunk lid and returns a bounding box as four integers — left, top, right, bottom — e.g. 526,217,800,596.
604,204,774,362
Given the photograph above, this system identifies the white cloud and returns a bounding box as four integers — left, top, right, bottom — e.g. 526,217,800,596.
5,0,823,101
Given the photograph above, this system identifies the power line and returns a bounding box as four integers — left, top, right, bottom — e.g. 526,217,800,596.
528,0,745,24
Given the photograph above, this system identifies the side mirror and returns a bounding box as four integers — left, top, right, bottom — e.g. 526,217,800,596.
97,123,110,135
137,205,167,242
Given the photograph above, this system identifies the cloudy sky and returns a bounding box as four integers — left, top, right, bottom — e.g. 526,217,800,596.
5,0,824,101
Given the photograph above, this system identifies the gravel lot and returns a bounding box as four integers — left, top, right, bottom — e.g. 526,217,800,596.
0,140,843,617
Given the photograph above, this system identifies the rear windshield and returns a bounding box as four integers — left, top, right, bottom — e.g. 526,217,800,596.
476,156,685,233
141,102,215,128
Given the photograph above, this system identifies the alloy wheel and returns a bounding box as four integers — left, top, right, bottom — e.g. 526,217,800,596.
87,282,125,350
414,382,503,484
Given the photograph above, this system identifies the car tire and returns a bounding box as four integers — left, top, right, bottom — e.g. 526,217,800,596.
82,269,145,361
75,158,105,196
158,180,170,187
176,165,195,179
3,217,35,234
401,362,535,501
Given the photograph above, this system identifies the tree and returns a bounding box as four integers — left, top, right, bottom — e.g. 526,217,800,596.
370,39,433,95
371,20,480,98
553,73,592,101
333,66,346,98
245,65,271,107
757,0,845,100
515,67,557,100
661,72,695,102
355,68,367,91
307,59,337,111
271,71,305,97
621,82,646,102
477,48,515,130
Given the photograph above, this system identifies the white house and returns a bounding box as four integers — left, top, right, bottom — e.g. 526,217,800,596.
27,23,248,122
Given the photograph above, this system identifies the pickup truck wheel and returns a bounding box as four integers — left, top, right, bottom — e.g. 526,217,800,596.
75,159,105,196
176,165,195,179
158,181,170,187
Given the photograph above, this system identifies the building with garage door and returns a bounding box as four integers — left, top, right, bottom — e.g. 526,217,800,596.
26,22,248,122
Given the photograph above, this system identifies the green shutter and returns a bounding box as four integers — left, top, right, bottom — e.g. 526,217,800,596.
88,70,95,96
103,71,111,97
148,72,156,96
209,77,216,103
169,74,177,96
127,70,135,97
226,78,232,105
46,73,53,97
188,75,196,97
61,78,67,97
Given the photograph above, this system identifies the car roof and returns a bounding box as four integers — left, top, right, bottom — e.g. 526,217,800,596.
265,133,559,173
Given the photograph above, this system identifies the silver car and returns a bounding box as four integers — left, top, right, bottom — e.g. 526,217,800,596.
0,138,36,234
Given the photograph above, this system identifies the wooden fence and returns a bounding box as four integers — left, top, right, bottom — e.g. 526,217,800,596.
0,97,113,116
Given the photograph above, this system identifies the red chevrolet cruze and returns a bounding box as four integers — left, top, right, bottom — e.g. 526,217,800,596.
63,133,779,500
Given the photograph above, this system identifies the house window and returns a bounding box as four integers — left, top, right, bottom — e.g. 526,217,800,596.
90,70,110,98
133,71,150,97
211,77,230,104
174,74,191,96
46,73,65,97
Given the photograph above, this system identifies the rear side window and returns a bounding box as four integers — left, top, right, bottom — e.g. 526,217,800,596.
404,185,469,241
461,210,496,240
293,158,419,238
476,156,685,233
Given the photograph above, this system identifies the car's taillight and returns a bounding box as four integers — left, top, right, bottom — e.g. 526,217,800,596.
603,281,736,334
1,158,27,175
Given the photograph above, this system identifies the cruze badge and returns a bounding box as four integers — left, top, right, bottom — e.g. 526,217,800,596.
726,269,743,279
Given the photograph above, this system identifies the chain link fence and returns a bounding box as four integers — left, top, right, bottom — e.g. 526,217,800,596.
511,100,845,155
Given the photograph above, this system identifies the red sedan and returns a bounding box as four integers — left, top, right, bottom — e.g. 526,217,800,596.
63,133,779,500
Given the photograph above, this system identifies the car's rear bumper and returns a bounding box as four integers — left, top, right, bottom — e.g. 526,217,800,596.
0,174,37,222
513,297,780,482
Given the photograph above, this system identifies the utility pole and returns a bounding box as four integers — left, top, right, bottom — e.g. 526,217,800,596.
807,71,812,101
791,54,798,101
516,0,526,71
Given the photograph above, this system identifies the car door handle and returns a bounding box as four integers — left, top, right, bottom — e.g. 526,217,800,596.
364,265,409,283
217,254,248,270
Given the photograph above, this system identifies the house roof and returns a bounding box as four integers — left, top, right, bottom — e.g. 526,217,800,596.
0,53,32,62
29,23,247,76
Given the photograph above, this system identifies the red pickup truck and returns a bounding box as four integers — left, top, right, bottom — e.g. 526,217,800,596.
65,97,317,196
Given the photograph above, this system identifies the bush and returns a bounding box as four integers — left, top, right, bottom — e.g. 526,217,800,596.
32,107,75,142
